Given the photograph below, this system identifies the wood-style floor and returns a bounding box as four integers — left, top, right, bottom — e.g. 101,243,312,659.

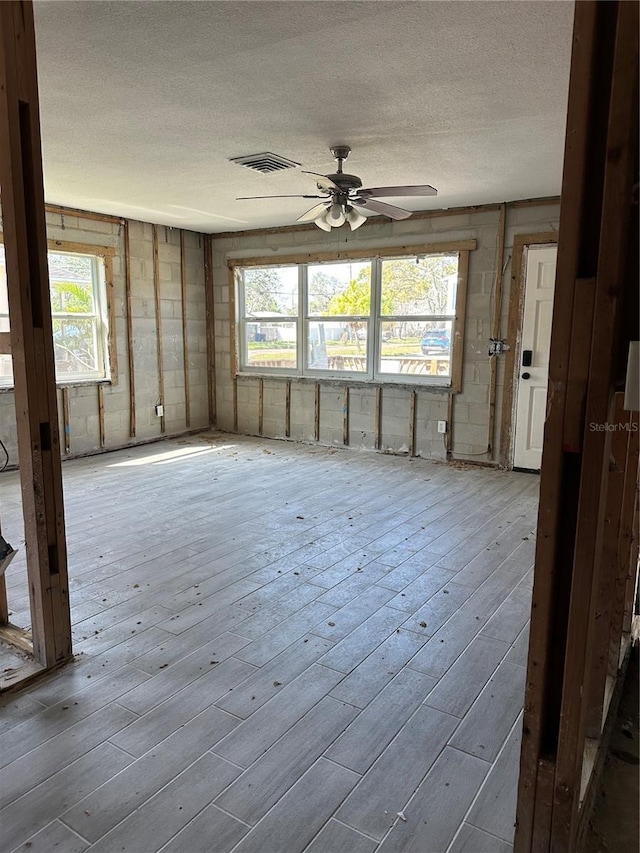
0,433,539,853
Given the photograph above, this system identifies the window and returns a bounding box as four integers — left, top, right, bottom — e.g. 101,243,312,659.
235,245,469,387
0,243,112,387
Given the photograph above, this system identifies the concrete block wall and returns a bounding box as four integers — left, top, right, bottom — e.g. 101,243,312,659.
0,211,209,464
211,200,560,464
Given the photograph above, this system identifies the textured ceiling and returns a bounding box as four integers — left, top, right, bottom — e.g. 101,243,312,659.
33,0,574,232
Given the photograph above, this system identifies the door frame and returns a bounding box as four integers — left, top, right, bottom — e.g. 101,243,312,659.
500,232,558,468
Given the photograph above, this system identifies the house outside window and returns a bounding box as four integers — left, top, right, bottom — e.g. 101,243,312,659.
235,245,470,388
0,243,112,387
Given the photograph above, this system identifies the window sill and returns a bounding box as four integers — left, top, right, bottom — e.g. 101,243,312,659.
0,377,113,394
235,371,453,392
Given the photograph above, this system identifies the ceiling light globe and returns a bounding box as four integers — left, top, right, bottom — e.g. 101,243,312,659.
346,207,367,230
326,203,346,227
314,211,332,231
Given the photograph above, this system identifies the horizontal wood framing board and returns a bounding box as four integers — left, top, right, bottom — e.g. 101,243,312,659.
213,197,560,240
226,240,477,269
45,204,124,225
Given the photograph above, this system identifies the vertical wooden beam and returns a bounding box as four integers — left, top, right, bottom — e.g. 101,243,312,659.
258,377,264,436
0,0,71,667
233,376,238,433
97,384,106,449
152,225,165,433
123,219,136,438
0,575,8,625
375,386,382,451
408,390,416,457
450,249,469,396
515,2,639,850
343,386,349,446
204,236,216,424
487,206,506,454
622,486,639,634
585,393,628,736
446,392,453,458
314,382,320,442
285,380,291,438
103,253,118,384
179,230,191,429
609,411,640,675
61,386,70,455
552,2,638,840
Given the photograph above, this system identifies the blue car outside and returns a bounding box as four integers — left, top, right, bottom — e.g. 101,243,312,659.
421,330,450,354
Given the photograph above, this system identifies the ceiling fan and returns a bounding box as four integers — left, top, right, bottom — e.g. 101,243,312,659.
237,146,437,231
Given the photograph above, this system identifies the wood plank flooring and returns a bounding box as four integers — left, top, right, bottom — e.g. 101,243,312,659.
0,433,539,852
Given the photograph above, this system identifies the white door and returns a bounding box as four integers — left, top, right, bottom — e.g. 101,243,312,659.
513,245,557,470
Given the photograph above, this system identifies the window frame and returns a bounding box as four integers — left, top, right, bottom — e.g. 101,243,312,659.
231,240,474,392
0,238,117,389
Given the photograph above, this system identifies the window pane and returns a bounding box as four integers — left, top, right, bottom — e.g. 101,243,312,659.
380,255,458,316
379,320,452,377
0,354,12,384
49,252,95,313
53,317,100,375
245,321,297,369
308,321,368,372
308,262,371,316
244,267,298,316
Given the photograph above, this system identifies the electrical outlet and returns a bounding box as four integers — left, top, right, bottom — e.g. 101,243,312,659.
437,420,448,434
155,404,164,417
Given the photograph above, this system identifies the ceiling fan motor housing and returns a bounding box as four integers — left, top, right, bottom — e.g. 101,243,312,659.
324,173,363,192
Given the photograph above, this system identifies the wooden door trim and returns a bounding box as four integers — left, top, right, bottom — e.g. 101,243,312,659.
500,232,558,468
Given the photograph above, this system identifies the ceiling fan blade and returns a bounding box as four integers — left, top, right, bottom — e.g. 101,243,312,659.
297,202,329,223
354,198,413,220
359,184,438,198
236,194,325,200
301,171,339,191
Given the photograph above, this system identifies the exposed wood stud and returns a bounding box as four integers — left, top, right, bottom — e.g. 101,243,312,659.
123,220,136,438
487,204,506,454
227,240,477,271
451,250,470,396
228,265,238,379
285,380,291,438
204,236,216,424
103,254,118,385
152,224,165,433
314,383,321,442
179,230,191,428
409,390,417,457
44,203,123,225
551,2,638,839
258,378,264,436
609,410,639,676
0,574,8,625
97,384,106,449
61,387,70,455
446,393,453,458
375,386,382,451
233,376,238,433
585,393,627,737
0,0,71,671
343,387,349,446
515,2,639,849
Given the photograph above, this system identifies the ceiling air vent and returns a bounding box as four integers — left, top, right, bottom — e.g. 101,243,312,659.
229,152,300,174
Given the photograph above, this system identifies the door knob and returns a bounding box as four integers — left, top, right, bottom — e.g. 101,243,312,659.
522,372,531,380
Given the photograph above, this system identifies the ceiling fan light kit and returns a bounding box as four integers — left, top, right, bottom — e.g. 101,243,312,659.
237,146,438,231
